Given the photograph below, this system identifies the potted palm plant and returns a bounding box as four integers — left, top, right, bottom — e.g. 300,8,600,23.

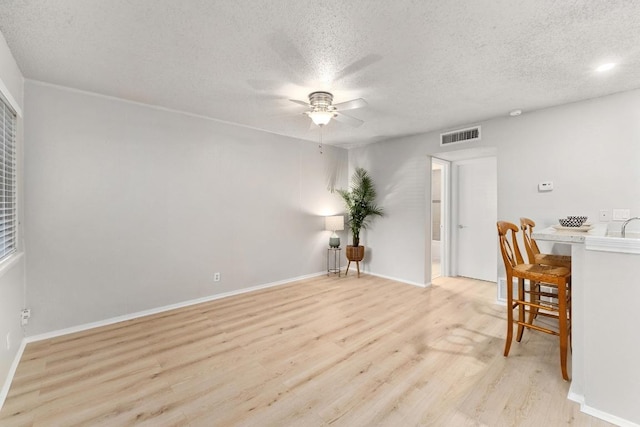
337,167,384,274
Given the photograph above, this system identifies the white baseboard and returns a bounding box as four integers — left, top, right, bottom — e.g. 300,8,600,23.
0,339,27,411
365,271,428,288
579,405,638,427
567,366,638,425
567,388,584,406
24,268,428,344
25,270,327,344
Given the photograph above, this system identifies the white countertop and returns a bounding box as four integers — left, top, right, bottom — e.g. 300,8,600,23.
533,223,607,244
533,223,640,254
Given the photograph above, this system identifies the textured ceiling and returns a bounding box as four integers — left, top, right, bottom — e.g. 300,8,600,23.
1,0,640,147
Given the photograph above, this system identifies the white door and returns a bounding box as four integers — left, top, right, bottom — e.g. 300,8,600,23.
455,157,497,282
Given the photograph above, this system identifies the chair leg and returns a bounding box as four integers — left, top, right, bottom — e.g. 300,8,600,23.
557,277,570,381
504,273,514,357
568,279,572,352
516,278,526,342
526,281,540,325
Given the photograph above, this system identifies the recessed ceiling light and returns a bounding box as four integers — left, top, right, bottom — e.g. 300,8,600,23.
509,109,522,116
595,63,616,72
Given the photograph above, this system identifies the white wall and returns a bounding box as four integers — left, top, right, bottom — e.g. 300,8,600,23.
0,29,25,403
349,139,429,285
0,31,23,110
349,89,640,284
23,81,348,335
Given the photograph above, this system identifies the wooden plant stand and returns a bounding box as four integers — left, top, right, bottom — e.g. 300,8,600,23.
345,245,365,277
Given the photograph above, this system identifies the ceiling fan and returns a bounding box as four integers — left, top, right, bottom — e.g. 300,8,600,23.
290,91,367,128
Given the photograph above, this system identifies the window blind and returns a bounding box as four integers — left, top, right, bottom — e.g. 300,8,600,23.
0,96,16,262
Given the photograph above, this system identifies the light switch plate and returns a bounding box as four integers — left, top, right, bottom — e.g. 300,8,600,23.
612,209,630,221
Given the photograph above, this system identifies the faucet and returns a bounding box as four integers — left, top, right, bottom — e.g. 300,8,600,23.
621,217,640,237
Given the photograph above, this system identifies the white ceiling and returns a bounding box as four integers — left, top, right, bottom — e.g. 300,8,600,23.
1,1,639,147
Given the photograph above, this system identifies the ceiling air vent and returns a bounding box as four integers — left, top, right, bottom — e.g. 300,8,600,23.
440,126,481,146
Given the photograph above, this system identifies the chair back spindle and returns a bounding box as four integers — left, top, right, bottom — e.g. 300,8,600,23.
520,217,571,269
497,221,524,270
520,217,540,264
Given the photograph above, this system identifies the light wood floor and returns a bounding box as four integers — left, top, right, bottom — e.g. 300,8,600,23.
431,261,441,280
0,275,612,426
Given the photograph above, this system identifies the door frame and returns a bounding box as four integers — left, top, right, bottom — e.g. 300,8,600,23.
428,147,498,281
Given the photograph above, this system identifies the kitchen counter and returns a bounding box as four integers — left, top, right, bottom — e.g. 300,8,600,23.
534,222,640,254
533,222,640,425
532,222,607,243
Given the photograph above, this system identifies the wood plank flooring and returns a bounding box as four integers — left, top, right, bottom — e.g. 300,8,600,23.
0,275,613,426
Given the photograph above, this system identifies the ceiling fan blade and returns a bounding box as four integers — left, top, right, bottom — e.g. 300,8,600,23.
334,54,383,82
267,31,310,85
333,98,367,111
289,99,309,107
334,112,364,127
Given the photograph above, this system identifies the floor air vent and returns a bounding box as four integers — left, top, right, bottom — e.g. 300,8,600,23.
440,126,481,146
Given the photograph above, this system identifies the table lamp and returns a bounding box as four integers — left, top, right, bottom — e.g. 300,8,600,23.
325,215,344,248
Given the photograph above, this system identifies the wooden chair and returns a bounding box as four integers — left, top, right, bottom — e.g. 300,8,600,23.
520,217,571,269
497,221,572,380
520,217,573,328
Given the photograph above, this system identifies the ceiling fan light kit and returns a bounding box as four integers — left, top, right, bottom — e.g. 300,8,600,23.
293,91,366,128
308,110,334,126
306,91,336,126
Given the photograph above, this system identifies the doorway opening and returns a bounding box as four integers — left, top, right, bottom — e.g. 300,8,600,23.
429,146,497,284
431,158,450,279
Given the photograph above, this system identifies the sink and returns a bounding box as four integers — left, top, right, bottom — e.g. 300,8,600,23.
606,231,640,239
588,225,640,254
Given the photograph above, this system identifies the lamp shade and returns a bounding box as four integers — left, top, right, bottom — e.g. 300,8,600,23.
325,215,344,231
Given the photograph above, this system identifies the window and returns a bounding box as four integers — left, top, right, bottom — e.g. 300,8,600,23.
0,95,16,262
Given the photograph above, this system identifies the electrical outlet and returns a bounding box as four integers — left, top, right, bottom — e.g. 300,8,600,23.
214,272,221,282
21,308,31,326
